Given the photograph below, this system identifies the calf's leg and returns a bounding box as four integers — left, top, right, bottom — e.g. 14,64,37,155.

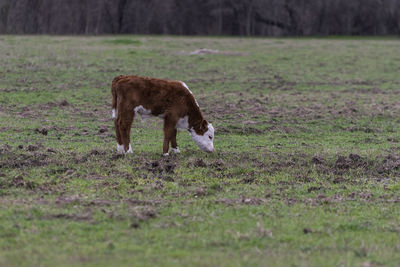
118,110,134,153
171,129,180,154
114,118,125,153
163,116,178,156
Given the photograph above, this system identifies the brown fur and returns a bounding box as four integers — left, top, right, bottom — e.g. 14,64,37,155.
111,75,209,154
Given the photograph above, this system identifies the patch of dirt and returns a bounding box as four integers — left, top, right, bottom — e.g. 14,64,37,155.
125,198,162,206
55,195,84,205
26,144,39,151
47,148,57,154
215,196,266,206
299,189,398,205
187,48,246,56
143,159,176,174
9,176,36,189
89,149,106,156
13,100,74,118
311,155,324,165
335,154,368,171
54,195,162,209
0,144,12,154
242,176,256,184
0,127,11,133
210,151,400,183
210,159,225,171
59,99,70,106
303,228,313,234
98,126,108,134
71,149,109,164
193,159,207,168
111,154,124,160
0,151,50,169
42,213,92,222
307,186,322,193
218,125,264,135
193,188,207,197
376,154,400,174
344,126,380,133
35,127,48,135
203,88,400,130
135,207,157,221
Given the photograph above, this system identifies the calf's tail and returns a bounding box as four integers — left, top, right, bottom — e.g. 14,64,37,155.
111,75,125,119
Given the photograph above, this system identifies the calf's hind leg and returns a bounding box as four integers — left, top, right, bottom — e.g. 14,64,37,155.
114,118,124,153
117,110,135,153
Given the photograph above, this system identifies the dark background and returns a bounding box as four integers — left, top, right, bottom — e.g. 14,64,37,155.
1,0,400,35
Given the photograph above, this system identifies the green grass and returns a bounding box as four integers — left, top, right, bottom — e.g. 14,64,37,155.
1,35,400,266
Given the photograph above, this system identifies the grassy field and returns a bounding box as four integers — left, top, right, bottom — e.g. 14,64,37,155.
1,35,400,266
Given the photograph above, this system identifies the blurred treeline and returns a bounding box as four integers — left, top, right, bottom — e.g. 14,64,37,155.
1,0,399,35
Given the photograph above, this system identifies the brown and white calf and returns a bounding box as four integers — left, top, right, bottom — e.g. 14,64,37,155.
111,75,214,155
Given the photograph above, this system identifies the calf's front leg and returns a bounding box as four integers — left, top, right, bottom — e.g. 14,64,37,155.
170,129,180,154
162,117,178,156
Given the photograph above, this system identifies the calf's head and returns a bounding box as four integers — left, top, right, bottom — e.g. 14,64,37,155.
190,120,214,153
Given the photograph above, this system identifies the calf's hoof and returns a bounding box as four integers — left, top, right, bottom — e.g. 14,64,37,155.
117,144,133,154
117,144,125,154
172,147,180,154
126,144,133,153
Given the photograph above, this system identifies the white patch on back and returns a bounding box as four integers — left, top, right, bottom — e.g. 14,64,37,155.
176,116,189,129
180,81,199,107
112,109,117,119
180,81,192,94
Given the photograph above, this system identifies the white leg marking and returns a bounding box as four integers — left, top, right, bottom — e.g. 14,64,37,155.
172,147,180,154
112,109,116,119
117,143,125,154
163,153,169,157
126,144,133,153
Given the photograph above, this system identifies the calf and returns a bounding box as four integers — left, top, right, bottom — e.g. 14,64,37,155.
111,75,214,155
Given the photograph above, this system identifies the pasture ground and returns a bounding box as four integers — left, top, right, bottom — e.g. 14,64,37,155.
1,36,400,266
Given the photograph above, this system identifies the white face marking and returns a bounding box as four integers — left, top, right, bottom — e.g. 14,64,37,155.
112,109,117,119
134,105,153,120
176,116,189,129
172,147,180,154
190,123,214,153
180,81,199,107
